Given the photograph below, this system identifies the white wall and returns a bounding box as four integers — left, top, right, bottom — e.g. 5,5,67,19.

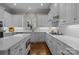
60,24,79,38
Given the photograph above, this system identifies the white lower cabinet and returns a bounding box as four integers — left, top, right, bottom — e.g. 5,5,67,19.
46,34,79,55
10,40,27,55
61,43,77,55
46,34,57,55
31,32,45,42
10,36,31,55
10,43,20,55
19,39,26,55
56,40,78,55
55,40,64,55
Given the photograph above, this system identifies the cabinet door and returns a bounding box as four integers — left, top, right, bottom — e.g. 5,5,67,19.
66,4,75,19
76,3,79,19
55,44,62,55
19,42,26,55
52,4,59,17
66,3,76,25
0,8,4,20
46,34,57,55
12,15,23,27
59,3,75,26
55,40,65,55
31,32,45,42
51,37,57,55
45,34,52,52
59,3,67,19
63,43,77,55
48,10,53,20
75,3,79,24
4,11,12,27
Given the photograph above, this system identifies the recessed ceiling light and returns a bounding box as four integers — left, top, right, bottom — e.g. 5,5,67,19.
54,3,57,6
41,3,43,6
28,7,31,10
60,4,63,6
13,3,16,5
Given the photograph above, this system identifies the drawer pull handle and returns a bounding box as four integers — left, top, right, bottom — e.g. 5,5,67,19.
15,45,19,49
61,52,65,55
19,49,22,51
66,50,74,55
57,42,61,46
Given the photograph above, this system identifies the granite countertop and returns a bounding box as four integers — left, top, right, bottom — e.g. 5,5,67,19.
0,34,30,51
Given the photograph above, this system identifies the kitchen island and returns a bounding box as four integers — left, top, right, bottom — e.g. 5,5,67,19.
46,32,79,55
0,34,31,55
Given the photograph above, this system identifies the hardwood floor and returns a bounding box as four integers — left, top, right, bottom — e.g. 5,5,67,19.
28,42,51,55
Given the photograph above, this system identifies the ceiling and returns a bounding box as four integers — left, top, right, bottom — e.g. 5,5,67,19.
0,3,51,14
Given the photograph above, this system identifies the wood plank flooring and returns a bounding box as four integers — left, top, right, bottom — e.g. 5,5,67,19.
28,42,51,55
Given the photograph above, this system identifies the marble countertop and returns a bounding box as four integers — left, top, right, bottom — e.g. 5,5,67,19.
47,32,79,51
4,30,32,33
1,27,79,51
0,34,30,51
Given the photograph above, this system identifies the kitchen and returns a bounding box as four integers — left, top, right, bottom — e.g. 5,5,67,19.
0,3,79,55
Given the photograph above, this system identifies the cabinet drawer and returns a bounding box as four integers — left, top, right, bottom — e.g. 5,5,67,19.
64,47,76,55
56,40,77,55
56,39,74,55
56,40,65,48
10,43,20,55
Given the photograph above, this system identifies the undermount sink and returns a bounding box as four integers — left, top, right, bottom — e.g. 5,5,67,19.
50,32,63,35
14,34,24,37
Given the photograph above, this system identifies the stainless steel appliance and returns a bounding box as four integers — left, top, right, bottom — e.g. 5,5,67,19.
26,39,31,54
0,21,3,38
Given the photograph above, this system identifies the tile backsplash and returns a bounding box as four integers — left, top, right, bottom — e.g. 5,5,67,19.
60,24,79,38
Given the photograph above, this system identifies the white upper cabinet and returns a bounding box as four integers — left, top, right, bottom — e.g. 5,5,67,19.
51,4,59,17
48,4,59,20
12,15,23,27
0,7,13,27
59,3,67,19
59,3,76,26
4,11,12,27
66,4,75,20
48,4,59,27
76,3,79,19
65,3,75,25
75,3,79,24
0,7,5,22
48,9,53,20
49,3,79,26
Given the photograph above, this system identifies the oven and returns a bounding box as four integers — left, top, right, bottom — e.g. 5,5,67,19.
26,39,31,48
26,39,31,54
0,21,3,38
